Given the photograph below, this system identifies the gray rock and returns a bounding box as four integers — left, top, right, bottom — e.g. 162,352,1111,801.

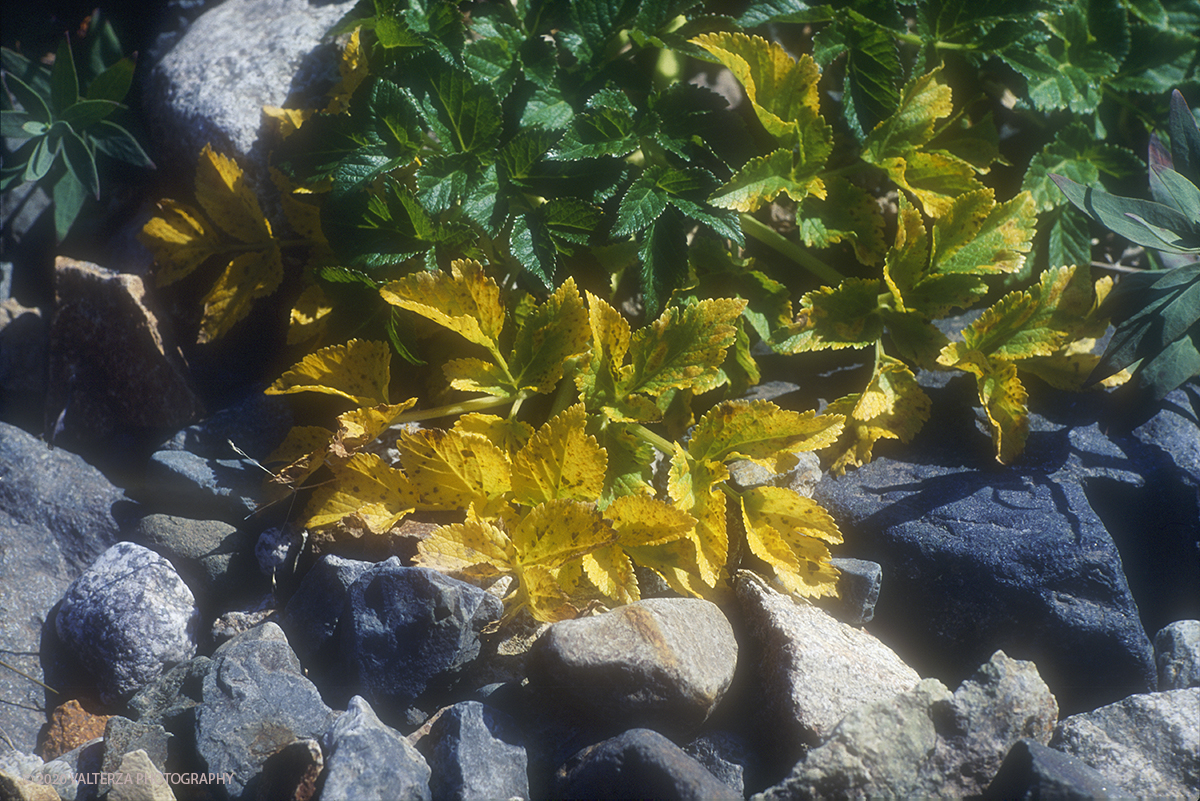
100,717,171,775
1155,620,1200,690
321,695,431,801
0,750,44,781
281,554,372,665
146,0,358,193
1050,687,1200,798
29,738,103,801
529,598,737,736
683,731,753,796
195,623,338,798
816,557,881,626
756,650,1058,799
342,560,502,720
158,391,292,461
127,656,211,728
423,701,527,801
983,739,1117,800
210,606,276,645
254,738,322,801
143,450,261,522
130,513,260,609
812,419,1157,715
108,749,176,801
727,450,823,498
734,571,919,764
255,524,304,578
0,298,46,419
56,542,200,704
553,728,739,801
45,257,201,445
1131,382,1200,485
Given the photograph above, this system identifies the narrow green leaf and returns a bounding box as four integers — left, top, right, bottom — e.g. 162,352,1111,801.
1,109,34,139
90,120,154,168
1169,89,1200,188
1051,174,1200,254
85,57,134,103
59,99,119,129
52,168,88,242
50,37,80,114
4,72,52,123
25,135,58,182
61,127,99,199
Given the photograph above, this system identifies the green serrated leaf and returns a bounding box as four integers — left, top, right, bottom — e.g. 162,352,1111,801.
774,278,883,353
509,276,590,393
1046,204,1093,269
625,297,746,397
688,399,845,466
931,190,1038,275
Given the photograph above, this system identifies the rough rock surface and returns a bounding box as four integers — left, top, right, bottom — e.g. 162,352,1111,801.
1050,687,1200,798
1155,619,1200,690
146,0,359,190
45,257,201,444
142,450,262,522
553,728,740,801
108,748,177,801
100,716,172,775
683,731,754,796
56,542,201,704
321,695,431,801
530,598,738,735
756,651,1058,799
281,554,372,665
195,623,337,797
255,738,322,801
812,411,1157,714
39,699,112,761
341,560,503,721
734,571,920,763
130,513,260,610
422,701,528,801
983,739,1117,799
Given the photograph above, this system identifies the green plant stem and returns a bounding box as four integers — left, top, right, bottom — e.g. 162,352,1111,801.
628,422,678,457
393,393,516,424
893,32,975,51
740,214,845,285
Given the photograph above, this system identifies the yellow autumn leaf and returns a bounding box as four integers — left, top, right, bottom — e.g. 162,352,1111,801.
415,516,515,576
139,199,222,286
687,400,845,468
305,452,414,531
665,449,728,587
863,68,954,164
825,357,931,475
399,428,512,513
883,198,929,311
379,259,507,360
288,283,334,345
586,292,632,368
887,151,984,217
325,26,368,115
510,499,616,570
979,358,1030,464
329,399,419,459
267,339,393,406
263,424,333,498
452,414,535,454
519,563,581,622
511,404,607,506
604,494,695,547
194,144,273,245
739,495,840,599
741,486,843,546
583,546,640,605
625,298,747,397
509,276,591,393
443,357,515,397
930,189,1037,276
198,247,284,343
262,106,312,139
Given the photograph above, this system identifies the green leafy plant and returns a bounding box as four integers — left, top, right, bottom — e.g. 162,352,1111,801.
1,17,153,241
263,261,847,622
1051,90,1200,400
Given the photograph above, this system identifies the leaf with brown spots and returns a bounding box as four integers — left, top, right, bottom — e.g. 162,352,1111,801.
305,452,414,532
266,339,392,406
511,404,607,506
399,428,512,514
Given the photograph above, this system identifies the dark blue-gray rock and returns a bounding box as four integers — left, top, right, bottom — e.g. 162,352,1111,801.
422,701,527,801
815,557,881,626
683,731,754,796
812,403,1157,715
158,390,291,461
734,571,919,766
143,450,262,522
255,524,304,578
45,257,203,446
321,695,431,801
756,650,1058,799
128,656,211,727
56,542,201,704
100,716,171,775
0,298,46,422
195,623,337,798
130,513,261,611
553,728,739,801
1049,687,1200,798
0,422,124,753
341,560,502,721
529,598,738,736
281,554,372,665
146,0,359,194
1155,620,1200,689
983,739,1116,800
210,606,276,645
28,738,104,801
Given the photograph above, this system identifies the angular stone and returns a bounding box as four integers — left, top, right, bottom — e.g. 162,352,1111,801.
553,728,739,801
143,450,261,522
757,651,1058,799
341,560,502,720
28,738,104,800
1155,620,1200,690
734,571,919,763
158,390,292,462
816,557,882,626
45,257,201,444
529,598,738,736
321,696,431,801
101,717,171,775
130,513,260,610
727,450,822,498
128,656,212,728
281,554,372,665
683,731,754,796
39,699,111,761
0,298,46,421
109,749,177,801
56,542,200,704
1050,687,1200,798
196,623,337,797
0,772,59,801
812,439,1156,714
423,701,527,801
254,738,322,801
983,739,1117,800
146,0,359,192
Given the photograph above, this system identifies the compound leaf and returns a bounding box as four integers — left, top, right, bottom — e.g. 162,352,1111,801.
399,428,512,513
688,400,845,467
267,338,392,406
511,404,607,506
